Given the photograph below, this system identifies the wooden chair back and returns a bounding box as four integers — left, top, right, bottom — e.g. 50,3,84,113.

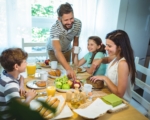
22,38,48,58
131,57,150,118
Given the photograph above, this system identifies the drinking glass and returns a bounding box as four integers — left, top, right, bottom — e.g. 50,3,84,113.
46,86,56,97
26,63,36,76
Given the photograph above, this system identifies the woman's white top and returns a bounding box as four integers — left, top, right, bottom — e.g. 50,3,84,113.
106,57,133,102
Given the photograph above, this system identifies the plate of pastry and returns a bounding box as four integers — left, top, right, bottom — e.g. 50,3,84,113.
26,80,46,89
48,69,66,79
77,67,86,73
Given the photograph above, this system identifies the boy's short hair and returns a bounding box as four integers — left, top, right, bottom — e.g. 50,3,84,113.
0,48,28,72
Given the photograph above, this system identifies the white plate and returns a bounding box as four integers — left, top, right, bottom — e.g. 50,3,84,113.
37,62,50,68
56,87,82,93
56,88,75,93
26,79,46,89
78,67,86,73
48,70,66,79
30,96,73,119
52,104,73,119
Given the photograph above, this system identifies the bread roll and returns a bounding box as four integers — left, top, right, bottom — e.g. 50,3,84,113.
43,98,58,117
35,81,46,87
36,106,42,112
39,96,52,115
86,79,104,89
77,67,82,72
44,99,60,118
48,69,61,77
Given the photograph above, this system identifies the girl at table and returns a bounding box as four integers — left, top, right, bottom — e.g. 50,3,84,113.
90,30,136,102
0,48,37,119
74,36,106,75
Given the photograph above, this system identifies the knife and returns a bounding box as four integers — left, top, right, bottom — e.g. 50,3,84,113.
37,91,47,96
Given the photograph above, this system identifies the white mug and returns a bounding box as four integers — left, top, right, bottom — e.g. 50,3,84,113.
51,61,58,69
40,72,48,81
74,46,81,54
83,84,92,94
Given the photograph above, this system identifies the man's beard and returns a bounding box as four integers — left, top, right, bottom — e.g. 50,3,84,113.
62,22,74,30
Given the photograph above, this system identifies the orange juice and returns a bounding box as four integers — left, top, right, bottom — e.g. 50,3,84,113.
46,86,56,96
27,63,36,76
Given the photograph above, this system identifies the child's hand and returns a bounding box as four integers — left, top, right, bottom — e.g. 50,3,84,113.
19,86,25,96
25,89,37,104
19,75,25,96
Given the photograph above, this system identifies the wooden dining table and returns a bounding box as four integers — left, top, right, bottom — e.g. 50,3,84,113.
24,67,148,120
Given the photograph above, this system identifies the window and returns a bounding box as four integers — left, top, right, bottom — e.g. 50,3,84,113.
31,0,70,43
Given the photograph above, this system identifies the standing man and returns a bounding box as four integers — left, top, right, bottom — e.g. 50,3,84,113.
46,3,82,80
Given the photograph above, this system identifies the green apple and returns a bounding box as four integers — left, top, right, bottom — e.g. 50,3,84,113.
55,82,62,89
62,84,70,89
67,80,73,87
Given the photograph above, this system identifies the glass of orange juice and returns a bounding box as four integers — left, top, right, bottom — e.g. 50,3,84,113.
46,86,56,97
26,63,36,76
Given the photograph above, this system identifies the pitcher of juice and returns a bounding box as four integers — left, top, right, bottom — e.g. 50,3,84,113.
27,63,36,76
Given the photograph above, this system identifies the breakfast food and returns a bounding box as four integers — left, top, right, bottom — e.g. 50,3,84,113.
35,81,46,87
36,96,65,119
77,67,82,72
45,59,50,65
86,79,104,89
40,96,52,115
71,80,81,89
48,69,61,77
55,75,82,90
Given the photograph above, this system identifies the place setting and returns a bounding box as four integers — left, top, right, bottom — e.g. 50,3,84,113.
47,61,66,79
26,62,49,89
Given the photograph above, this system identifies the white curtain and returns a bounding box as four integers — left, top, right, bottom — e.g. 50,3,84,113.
0,0,32,53
0,0,120,59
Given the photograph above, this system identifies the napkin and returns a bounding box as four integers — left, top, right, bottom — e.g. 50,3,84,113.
74,98,112,119
101,94,122,107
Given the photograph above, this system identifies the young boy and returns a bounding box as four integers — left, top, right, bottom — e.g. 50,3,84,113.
0,48,37,119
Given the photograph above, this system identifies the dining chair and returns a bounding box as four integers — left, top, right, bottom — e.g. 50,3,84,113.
22,38,48,60
130,57,150,119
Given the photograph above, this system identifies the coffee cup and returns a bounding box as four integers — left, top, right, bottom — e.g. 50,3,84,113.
51,61,58,69
83,84,92,94
74,46,81,54
40,71,48,81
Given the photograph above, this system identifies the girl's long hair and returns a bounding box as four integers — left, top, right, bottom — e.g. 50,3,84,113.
89,36,106,64
106,30,135,84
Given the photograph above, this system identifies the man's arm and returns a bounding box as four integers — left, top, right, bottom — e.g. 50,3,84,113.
72,36,79,63
52,40,76,79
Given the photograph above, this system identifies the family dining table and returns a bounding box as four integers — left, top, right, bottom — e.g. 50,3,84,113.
24,66,148,120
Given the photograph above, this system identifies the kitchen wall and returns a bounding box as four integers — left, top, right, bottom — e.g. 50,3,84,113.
117,0,150,59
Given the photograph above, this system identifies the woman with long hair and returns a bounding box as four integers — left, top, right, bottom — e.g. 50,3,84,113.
90,30,136,102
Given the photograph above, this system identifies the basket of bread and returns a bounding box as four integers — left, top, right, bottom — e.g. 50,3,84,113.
86,78,104,89
30,95,66,119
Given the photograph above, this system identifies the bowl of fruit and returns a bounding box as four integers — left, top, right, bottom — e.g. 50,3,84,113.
55,75,82,93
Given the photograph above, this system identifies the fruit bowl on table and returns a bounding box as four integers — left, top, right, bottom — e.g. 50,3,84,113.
55,75,82,93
